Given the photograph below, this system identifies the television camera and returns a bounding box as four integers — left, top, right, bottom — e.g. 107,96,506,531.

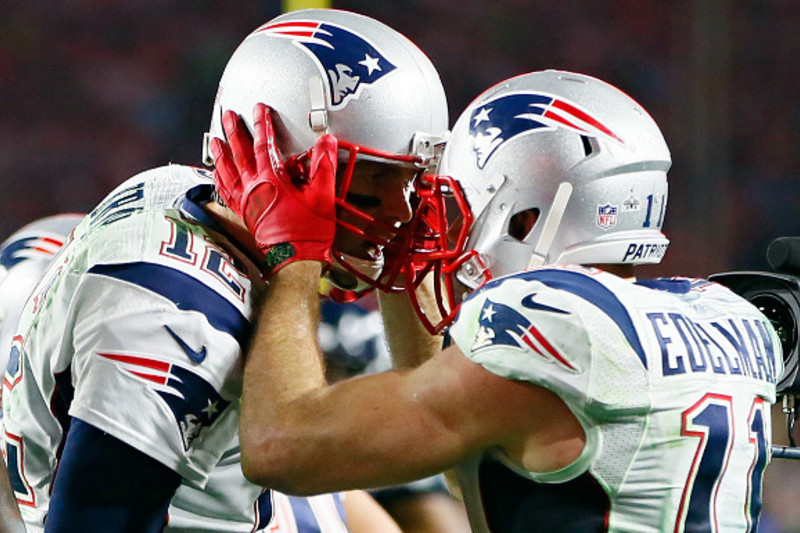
709,236,800,460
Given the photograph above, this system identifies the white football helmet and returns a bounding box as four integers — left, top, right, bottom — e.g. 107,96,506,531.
202,8,449,295
0,214,84,377
413,70,671,332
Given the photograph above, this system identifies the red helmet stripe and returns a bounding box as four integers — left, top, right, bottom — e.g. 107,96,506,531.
252,20,322,39
550,99,623,143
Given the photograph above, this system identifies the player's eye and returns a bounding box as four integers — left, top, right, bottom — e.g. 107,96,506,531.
346,192,381,209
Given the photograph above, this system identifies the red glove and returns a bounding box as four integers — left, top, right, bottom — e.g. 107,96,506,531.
210,103,338,278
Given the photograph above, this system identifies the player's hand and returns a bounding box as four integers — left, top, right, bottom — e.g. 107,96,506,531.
210,103,338,278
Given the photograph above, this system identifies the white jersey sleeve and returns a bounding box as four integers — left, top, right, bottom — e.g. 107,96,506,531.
66,255,246,484
448,265,782,533
2,165,258,528
449,266,652,482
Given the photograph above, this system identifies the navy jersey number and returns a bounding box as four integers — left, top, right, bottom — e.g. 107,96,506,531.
159,218,245,301
677,394,768,533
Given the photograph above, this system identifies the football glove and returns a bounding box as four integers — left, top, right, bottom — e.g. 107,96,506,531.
210,103,338,278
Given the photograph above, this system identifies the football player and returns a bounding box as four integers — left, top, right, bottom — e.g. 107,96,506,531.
1,8,447,533
214,70,784,531
0,214,84,533
0,214,85,421
0,216,397,533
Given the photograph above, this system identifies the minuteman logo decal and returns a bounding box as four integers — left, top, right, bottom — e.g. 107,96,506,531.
98,352,229,450
469,92,624,169
471,297,580,373
252,19,397,109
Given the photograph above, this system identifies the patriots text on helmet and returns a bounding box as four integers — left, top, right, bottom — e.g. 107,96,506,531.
622,243,669,262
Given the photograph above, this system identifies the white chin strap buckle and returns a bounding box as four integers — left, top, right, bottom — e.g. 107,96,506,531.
308,76,329,133
456,255,490,290
527,182,573,270
410,132,448,170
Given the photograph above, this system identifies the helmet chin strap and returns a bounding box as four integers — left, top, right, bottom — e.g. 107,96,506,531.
527,182,573,269
308,75,329,133
453,173,506,290
325,252,385,292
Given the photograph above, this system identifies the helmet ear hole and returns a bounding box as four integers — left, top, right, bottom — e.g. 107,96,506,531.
580,135,594,156
508,208,540,242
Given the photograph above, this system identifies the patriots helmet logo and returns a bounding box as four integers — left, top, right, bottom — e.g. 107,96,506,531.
98,352,230,450
469,92,624,169
252,20,397,109
0,234,65,270
472,298,579,373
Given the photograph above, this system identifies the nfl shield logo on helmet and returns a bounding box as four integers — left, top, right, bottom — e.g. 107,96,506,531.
597,204,618,229
252,20,397,109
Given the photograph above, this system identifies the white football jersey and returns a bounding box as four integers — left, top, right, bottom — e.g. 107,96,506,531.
1,165,347,532
0,213,84,437
448,265,782,533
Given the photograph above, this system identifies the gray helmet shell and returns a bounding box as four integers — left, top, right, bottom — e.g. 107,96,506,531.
0,214,84,376
203,8,448,165
440,70,671,287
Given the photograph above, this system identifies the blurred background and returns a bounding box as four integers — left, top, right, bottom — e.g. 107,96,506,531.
2,0,800,530
3,1,800,278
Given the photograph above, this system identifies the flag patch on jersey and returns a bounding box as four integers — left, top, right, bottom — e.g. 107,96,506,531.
97,352,230,450
471,298,580,373
3,336,24,391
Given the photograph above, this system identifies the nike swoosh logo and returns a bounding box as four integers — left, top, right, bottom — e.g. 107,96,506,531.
520,293,570,315
164,325,207,364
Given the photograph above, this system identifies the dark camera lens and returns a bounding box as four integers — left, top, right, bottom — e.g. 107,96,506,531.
750,293,797,362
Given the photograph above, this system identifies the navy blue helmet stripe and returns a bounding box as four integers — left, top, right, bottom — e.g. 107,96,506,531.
88,262,250,343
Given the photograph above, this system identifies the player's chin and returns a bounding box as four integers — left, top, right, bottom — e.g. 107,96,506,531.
334,234,383,262
327,247,385,293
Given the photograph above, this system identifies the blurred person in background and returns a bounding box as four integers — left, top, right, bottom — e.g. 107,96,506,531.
319,296,471,533
0,214,84,533
1,8,448,532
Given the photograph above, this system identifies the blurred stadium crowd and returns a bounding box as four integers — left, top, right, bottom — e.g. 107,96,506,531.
2,0,800,530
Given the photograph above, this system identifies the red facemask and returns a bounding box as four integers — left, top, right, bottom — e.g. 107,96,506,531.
290,143,478,334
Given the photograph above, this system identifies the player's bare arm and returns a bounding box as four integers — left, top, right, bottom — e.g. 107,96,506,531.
0,461,25,533
343,490,403,533
377,278,443,369
239,259,585,495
